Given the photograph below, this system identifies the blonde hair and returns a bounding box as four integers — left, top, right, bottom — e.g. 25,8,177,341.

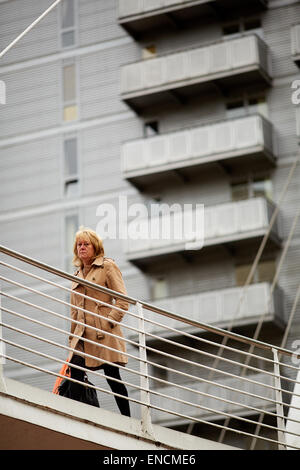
72,226,105,267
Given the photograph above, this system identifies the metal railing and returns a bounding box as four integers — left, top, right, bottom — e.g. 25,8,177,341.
1,244,300,450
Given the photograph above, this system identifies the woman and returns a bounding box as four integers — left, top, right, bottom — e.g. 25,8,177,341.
67,226,130,417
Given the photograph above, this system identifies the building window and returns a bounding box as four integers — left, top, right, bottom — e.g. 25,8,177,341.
61,0,76,48
64,213,79,273
236,263,252,286
226,99,245,119
252,178,273,200
222,17,263,38
222,22,240,36
257,260,277,283
248,96,268,119
231,176,273,202
63,61,78,122
64,136,79,198
231,181,249,201
144,121,159,137
235,259,276,286
244,17,262,34
226,94,268,119
152,277,168,300
142,45,157,59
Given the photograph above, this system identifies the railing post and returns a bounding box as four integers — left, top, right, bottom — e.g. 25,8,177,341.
136,302,155,439
272,348,287,450
0,283,7,393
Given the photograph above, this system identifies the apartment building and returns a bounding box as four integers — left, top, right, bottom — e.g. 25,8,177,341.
0,0,300,449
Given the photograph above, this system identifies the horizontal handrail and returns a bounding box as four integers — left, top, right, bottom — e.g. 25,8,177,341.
4,262,300,376
2,245,300,449
0,315,282,413
2,261,300,403
4,307,300,419
3,288,300,406
2,342,297,442
0,269,288,372
0,245,134,304
3,320,300,444
3,273,300,391
3,351,298,449
2,302,292,399
1,245,298,360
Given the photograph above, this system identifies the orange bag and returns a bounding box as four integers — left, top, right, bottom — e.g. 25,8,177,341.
52,359,70,395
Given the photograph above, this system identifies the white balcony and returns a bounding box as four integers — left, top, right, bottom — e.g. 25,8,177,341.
122,115,276,188
118,0,215,20
138,282,285,340
118,0,268,38
121,35,272,112
291,24,300,67
123,197,281,267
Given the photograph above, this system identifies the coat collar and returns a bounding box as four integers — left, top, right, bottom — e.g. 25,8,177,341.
72,255,104,289
91,255,104,267
75,255,104,274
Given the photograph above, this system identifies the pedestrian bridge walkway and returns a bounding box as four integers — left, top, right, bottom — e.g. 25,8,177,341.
0,377,235,450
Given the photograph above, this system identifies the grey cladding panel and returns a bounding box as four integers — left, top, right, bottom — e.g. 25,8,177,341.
263,3,300,78
0,62,61,137
0,136,61,212
79,43,140,121
78,0,126,46
80,117,141,196
0,211,62,267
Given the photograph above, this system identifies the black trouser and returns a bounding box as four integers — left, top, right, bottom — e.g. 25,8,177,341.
70,355,130,417
69,354,88,403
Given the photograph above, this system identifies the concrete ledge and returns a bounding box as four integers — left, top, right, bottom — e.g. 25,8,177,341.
0,378,237,450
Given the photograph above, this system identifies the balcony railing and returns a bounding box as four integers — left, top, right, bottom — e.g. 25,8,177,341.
0,245,300,449
118,0,268,38
0,244,299,450
126,282,285,339
122,115,276,188
291,24,300,66
120,34,272,112
123,197,281,265
118,0,216,19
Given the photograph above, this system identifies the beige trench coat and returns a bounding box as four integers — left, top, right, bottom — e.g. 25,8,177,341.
68,256,129,369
